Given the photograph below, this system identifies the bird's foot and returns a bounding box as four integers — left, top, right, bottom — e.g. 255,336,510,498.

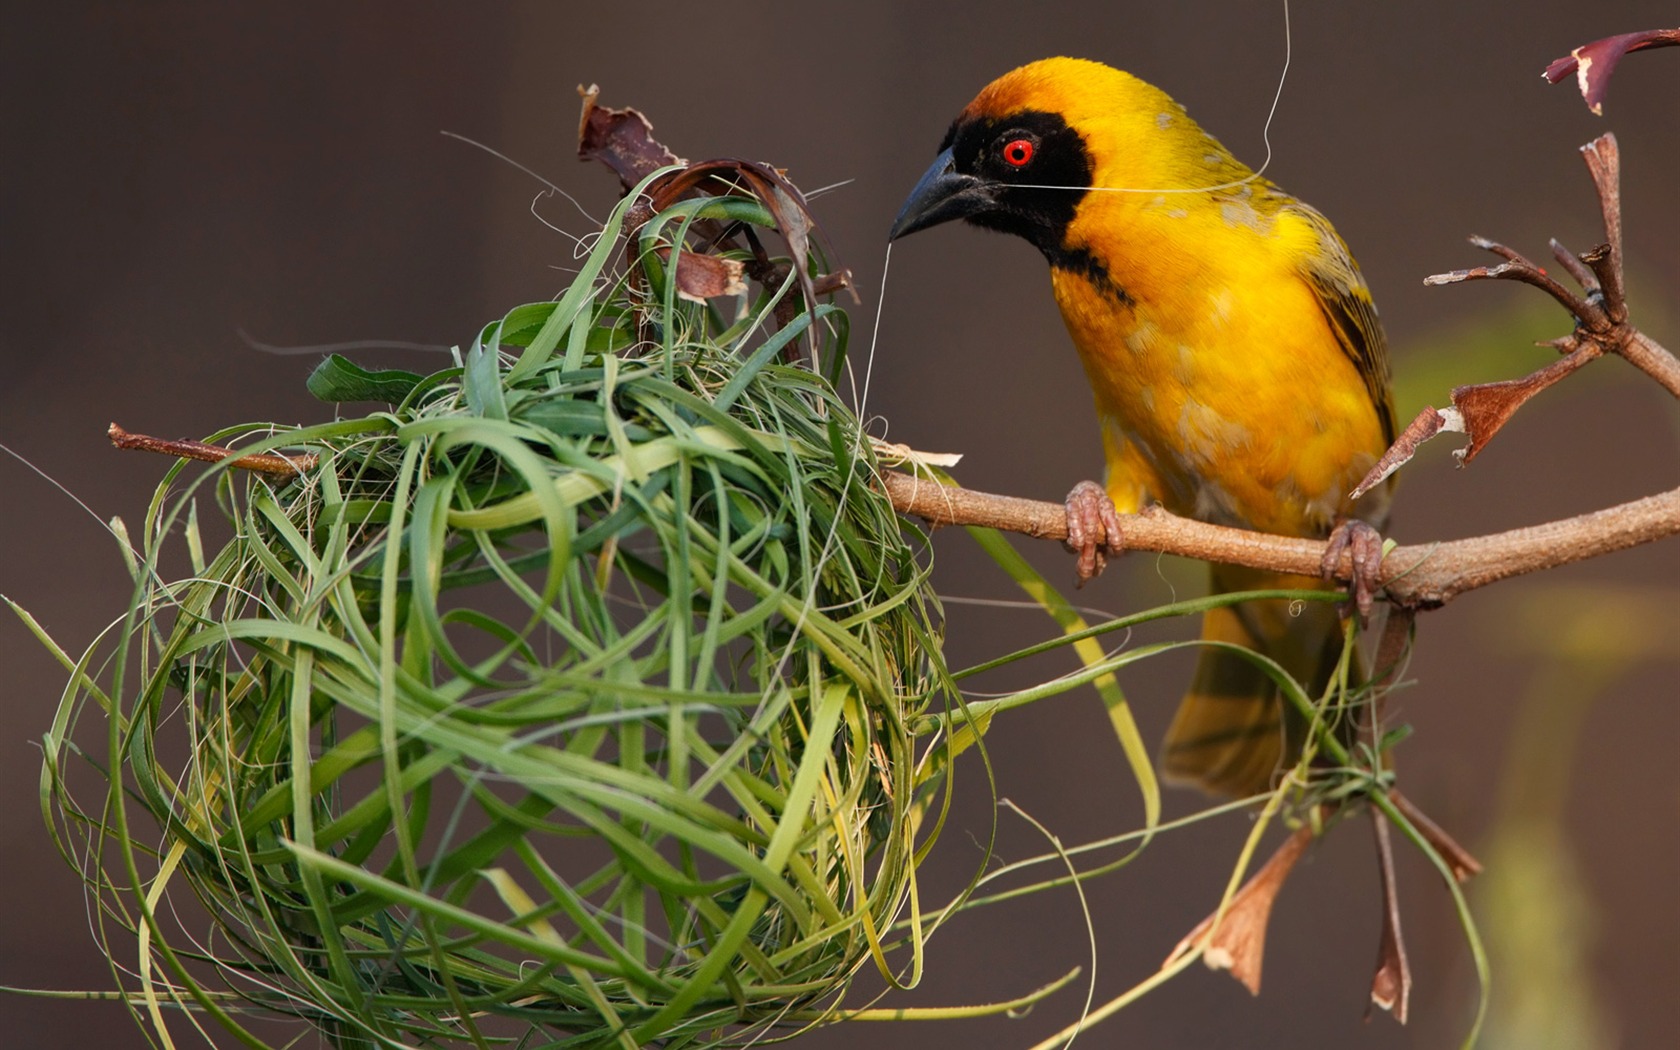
1063,480,1125,587
1321,518,1386,622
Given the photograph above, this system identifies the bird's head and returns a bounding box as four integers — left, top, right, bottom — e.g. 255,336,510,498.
890,58,1219,255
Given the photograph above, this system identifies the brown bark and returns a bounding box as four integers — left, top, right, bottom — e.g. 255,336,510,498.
878,470,1680,610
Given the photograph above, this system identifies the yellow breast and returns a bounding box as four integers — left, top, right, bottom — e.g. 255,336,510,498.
1051,193,1387,537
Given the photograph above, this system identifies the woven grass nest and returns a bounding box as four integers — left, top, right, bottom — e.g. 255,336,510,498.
41,166,959,1048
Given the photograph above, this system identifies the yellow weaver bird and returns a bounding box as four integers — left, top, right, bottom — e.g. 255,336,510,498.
890,57,1396,798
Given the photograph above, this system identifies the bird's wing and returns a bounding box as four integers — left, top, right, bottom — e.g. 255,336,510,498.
1290,203,1397,446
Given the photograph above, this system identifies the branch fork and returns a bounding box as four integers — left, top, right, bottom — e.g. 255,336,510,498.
1362,133,1680,491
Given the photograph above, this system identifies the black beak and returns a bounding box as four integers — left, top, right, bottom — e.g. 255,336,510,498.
888,148,994,240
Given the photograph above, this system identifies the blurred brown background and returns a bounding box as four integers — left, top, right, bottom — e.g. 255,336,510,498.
3,3,1677,1047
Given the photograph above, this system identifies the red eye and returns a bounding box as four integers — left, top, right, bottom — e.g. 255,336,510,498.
1001,138,1035,167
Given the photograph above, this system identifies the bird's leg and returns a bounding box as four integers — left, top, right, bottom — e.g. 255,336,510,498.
1063,480,1126,586
1320,517,1386,621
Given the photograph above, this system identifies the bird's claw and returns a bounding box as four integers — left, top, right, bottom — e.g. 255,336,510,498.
1063,480,1126,587
1321,518,1386,622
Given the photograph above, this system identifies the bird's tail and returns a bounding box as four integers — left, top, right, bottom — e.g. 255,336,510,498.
1159,563,1351,798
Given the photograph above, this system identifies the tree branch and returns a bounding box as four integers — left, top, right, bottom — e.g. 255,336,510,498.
1622,329,1680,398
878,471,1680,609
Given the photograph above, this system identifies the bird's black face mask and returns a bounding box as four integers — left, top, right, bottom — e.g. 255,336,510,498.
889,109,1092,256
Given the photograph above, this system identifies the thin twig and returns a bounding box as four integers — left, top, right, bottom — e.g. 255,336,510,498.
1332,132,1680,499
1547,237,1600,293
109,424,317,476
1405,133,1680,469
1579,135,1625,321
1431,238,1597,321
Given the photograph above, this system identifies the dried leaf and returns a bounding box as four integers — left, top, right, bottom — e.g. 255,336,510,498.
573,91,855,364
1164,828,1312,995
764,183,814,281
646,159,855,360
1391,790,1484,884
1368,813,1411,1024
1450,379,1545,465
1349,406,1464,499
659,248,746,303
1448,345,1598,464
1367,337,1602,481
1543,28,1680,115
577,83,684,189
